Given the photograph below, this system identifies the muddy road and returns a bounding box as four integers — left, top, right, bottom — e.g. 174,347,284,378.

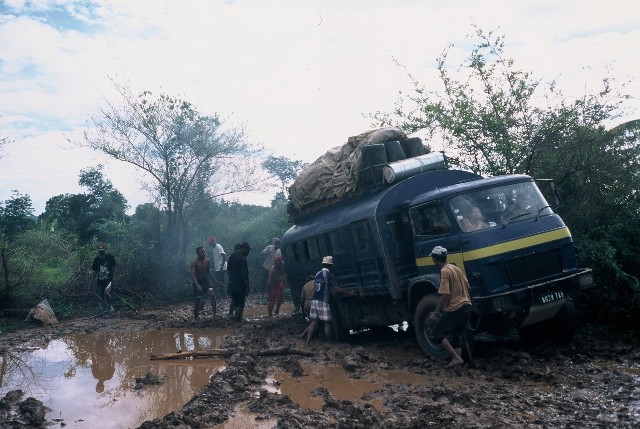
1,297,639,428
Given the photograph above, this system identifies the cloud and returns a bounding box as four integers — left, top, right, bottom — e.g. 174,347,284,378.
1,0,638,214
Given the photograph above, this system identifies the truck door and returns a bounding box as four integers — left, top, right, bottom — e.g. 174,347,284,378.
409,202,463,272
350,220,385,292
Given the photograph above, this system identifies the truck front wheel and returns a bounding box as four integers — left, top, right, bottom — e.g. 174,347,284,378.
413,295,450,360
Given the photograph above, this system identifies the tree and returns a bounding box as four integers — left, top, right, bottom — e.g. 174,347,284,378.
82,84,262,290
372,26,640,331
371,26,636,179
262,155,306,194
40,165,128,242
78,165,128,225
0,191,35,241
0,191,35,295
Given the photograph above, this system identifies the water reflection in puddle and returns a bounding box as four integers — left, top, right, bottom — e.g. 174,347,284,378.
0,328,232,428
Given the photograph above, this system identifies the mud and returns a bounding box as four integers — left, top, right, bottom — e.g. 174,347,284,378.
1,297,639,428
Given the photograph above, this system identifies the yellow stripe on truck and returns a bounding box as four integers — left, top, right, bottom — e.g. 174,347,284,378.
416,227,572,275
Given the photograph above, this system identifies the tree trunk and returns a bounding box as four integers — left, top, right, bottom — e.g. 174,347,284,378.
1,247,9,292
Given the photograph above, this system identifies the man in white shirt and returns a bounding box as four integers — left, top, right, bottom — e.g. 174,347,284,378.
207,236,227,296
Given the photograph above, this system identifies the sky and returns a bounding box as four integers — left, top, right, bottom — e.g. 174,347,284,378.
1,0,638,215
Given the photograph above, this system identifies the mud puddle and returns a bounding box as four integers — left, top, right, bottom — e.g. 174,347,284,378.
241,303,294,320
1,328,232,428
266,364,441,412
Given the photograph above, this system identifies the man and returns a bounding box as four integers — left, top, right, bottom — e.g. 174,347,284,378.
306,256,357,344
92,242,117,312
461,206,489,232
226,243,241,318
227,241,251,322
207,236,227,296
260,238,280,298
300,274,316,321
267,255,285,317
427,246,473,368
299,274,316,339
191,246,217,321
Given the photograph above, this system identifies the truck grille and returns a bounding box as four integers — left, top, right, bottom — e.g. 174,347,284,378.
505,249,562,286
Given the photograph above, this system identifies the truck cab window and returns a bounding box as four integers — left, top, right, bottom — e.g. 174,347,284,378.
450,181,553,230
410,203,452,236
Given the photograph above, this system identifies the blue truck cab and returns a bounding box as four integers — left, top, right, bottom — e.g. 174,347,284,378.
281,167,594,358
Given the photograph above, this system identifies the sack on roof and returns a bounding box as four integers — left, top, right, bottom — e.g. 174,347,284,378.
288,127,410,211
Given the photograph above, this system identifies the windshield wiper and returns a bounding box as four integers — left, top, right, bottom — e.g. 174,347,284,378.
502,211,531,228
535,205,551,221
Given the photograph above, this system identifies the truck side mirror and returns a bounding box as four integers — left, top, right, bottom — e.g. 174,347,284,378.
536,179,561,208
548,181,561,207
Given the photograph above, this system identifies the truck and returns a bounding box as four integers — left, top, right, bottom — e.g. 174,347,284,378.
281,147,594,359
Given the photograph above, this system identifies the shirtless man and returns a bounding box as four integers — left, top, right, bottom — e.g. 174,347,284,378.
191,246,217,321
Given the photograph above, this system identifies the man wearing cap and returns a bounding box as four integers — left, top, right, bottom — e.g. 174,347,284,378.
427,245,472,368
227,242,251,322
306,256,357,344
91,242,117,312
207,236,227,297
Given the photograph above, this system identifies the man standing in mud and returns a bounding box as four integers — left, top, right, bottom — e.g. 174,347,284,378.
427,246,472,368
267,255,285,317
260,238,280,299
92,242,117,313
306,256,357,344
227,242,251,322
191,246,217,321
207,236,227,297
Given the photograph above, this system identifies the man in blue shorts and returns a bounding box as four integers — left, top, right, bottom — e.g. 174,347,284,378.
306,256,357,344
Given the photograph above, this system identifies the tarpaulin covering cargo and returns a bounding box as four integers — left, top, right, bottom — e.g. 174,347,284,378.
287,127,431,220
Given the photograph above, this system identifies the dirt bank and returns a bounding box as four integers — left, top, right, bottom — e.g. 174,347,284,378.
1,298,639,428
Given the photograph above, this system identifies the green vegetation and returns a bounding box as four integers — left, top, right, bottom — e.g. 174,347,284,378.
371,26,640,334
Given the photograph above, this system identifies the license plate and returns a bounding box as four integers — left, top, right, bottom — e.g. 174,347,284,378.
540,290,564,304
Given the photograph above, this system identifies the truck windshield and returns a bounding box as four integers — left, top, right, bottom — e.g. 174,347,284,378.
449,181,553,231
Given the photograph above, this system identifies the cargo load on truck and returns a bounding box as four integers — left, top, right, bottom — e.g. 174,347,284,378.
287,127,443,220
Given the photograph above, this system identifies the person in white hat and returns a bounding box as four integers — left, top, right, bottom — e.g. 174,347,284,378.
427,246,472,368
306,256,358,343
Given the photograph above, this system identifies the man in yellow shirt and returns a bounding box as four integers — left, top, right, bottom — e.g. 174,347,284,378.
427,246,472,368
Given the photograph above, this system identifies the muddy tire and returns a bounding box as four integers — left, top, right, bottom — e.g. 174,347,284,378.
461,327,475,362
549,298,577,345
517,321,546,344
330,301,349,342
414,295,450,360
